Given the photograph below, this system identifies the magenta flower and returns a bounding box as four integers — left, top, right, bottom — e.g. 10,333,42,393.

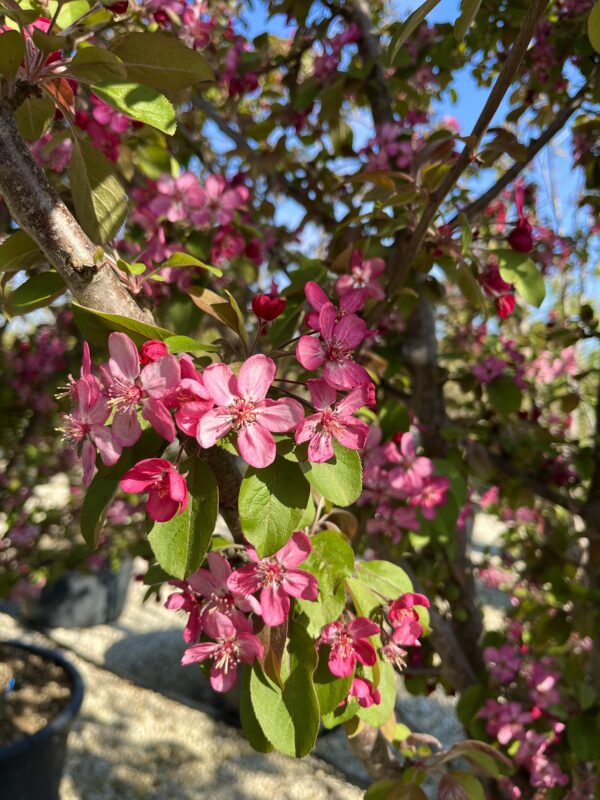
61,379,121,486
197,354,303,469
387,433,433,496
348,676,381,708
388,592,430,647
304,281,365,332
181,616,264,693
164,581,203,643
191,174,248,228
210,224,246,264
319,617,380,678
366,502,420,543
472,356,507,384
120,458,188,522
101,332,180,447
296,302,370,390
227,531,318,626
336,250,385,301
484,644,521,684
296,379,374,463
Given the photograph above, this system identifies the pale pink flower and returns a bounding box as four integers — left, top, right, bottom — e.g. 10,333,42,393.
197,354,303,469
148,172,205,222
295,379,374,463
336,250,385,300
527,658,561,709
472,356,507,383
120,457,188,522
101,332,180,447
348,676,381,708
366,502,420,543
408,475,450,520
90,95,129,133
61,379,121,486
484,644,521,683
227,532,318,626
181,616,264,692
191,174,249,227
296,302,370,390
319,617,380,677
387,433,434,495
480,485,500,509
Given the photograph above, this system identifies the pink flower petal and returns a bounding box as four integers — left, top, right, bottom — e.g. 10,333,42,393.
237,423,276,469
147,490,179,522
92,425,122,466
140,355,181,397
108,332,139,382
328,647,355,678
305,281,329,312
257,398,304,432
323,359,370,390
319,303,336,339
227,564,262,596
196,408,234,448
142,397,176,442
296,335,324,371
334,315,368,349
275,531,312,567
210,662,238,693
237,354,275,402
307,379,337,410
308,431,334,463
202,363,238,406
333,419,369,451
181,641,217,666
336,384,374,415
282,569,318,600
112,409,142,447
260,583,290,626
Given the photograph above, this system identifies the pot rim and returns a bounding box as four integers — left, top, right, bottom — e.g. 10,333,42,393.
0,639,84,761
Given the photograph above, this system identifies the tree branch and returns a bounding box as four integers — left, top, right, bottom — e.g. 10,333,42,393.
451,82,589,226
0,100,151,322
382,0,550,299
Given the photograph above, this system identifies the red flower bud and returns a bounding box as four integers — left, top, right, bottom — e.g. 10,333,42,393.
495,294,516,320
252,282,286,321
140,339,169,366
105,1,128,12
508,218,534,253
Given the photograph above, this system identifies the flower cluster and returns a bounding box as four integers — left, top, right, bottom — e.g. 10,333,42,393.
312,23,362,81
360,429,450,544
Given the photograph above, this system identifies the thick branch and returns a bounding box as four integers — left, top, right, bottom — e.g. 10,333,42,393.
348,0,394,126
452,82,589,226
383,0,550,299
0,100,150,322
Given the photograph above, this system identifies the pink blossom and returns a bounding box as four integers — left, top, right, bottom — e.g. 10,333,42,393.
527,658,561,709
101,332,180,447
252,280,286,322
484,644,521,683
90,95,129,134
191,174,248,228
304,281,365,332
120,458,188,522
319,617,380,677
149,172,205,222
297,302,370,390
140,340,169,366
210,224,246,264
387,433,433,495
366,502,420,543
166,552,260,640
61,379,121,486
408,475,450,520
181,616,264,692
227,531,318,626
388,593,430,647
348,676,381,708
197,354,303,469
336,250,385,300
479,699,533,745
472,356,507,384
296,379,374,463
480,485,500,509
180,5,214,49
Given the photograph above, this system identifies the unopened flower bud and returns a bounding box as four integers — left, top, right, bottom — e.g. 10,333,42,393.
252,281,286,322
140,339,169,366
508,218,534,253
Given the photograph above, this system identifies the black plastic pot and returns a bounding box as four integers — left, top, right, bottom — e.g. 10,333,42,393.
0,640,84,800
19,558,133,629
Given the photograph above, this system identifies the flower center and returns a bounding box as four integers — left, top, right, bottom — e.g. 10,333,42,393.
258,559,284,586
230,399,257,429
109,377,143,413
213,639,239,673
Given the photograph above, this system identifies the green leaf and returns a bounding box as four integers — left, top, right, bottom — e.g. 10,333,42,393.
14,94,55,141
164,335,220,355
0,230,43,273
0,30,25,79
239,455,311,557
450,772,484,800
52,0,91,28
31,28,65,53
313,648,352,715
488,376,522,415
162,252,223,276
355,561,413,600
250,623,320,757
69,135,128,244
588,1,600,53
83,428,164,547
91,81,176,135
454,0,483,39
68,46,128,81
496,250,545,307
358,661,397,727
302,440,362,507
239,665,274,753
148,459,219,580
365,780,398,800
72,303,175,348
297,530,354,636
5,271,65,316
188,286,248,346
567,714,600,761
389,0,443,65
345,576,383,617
109,31,213,94
456,684,487,729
